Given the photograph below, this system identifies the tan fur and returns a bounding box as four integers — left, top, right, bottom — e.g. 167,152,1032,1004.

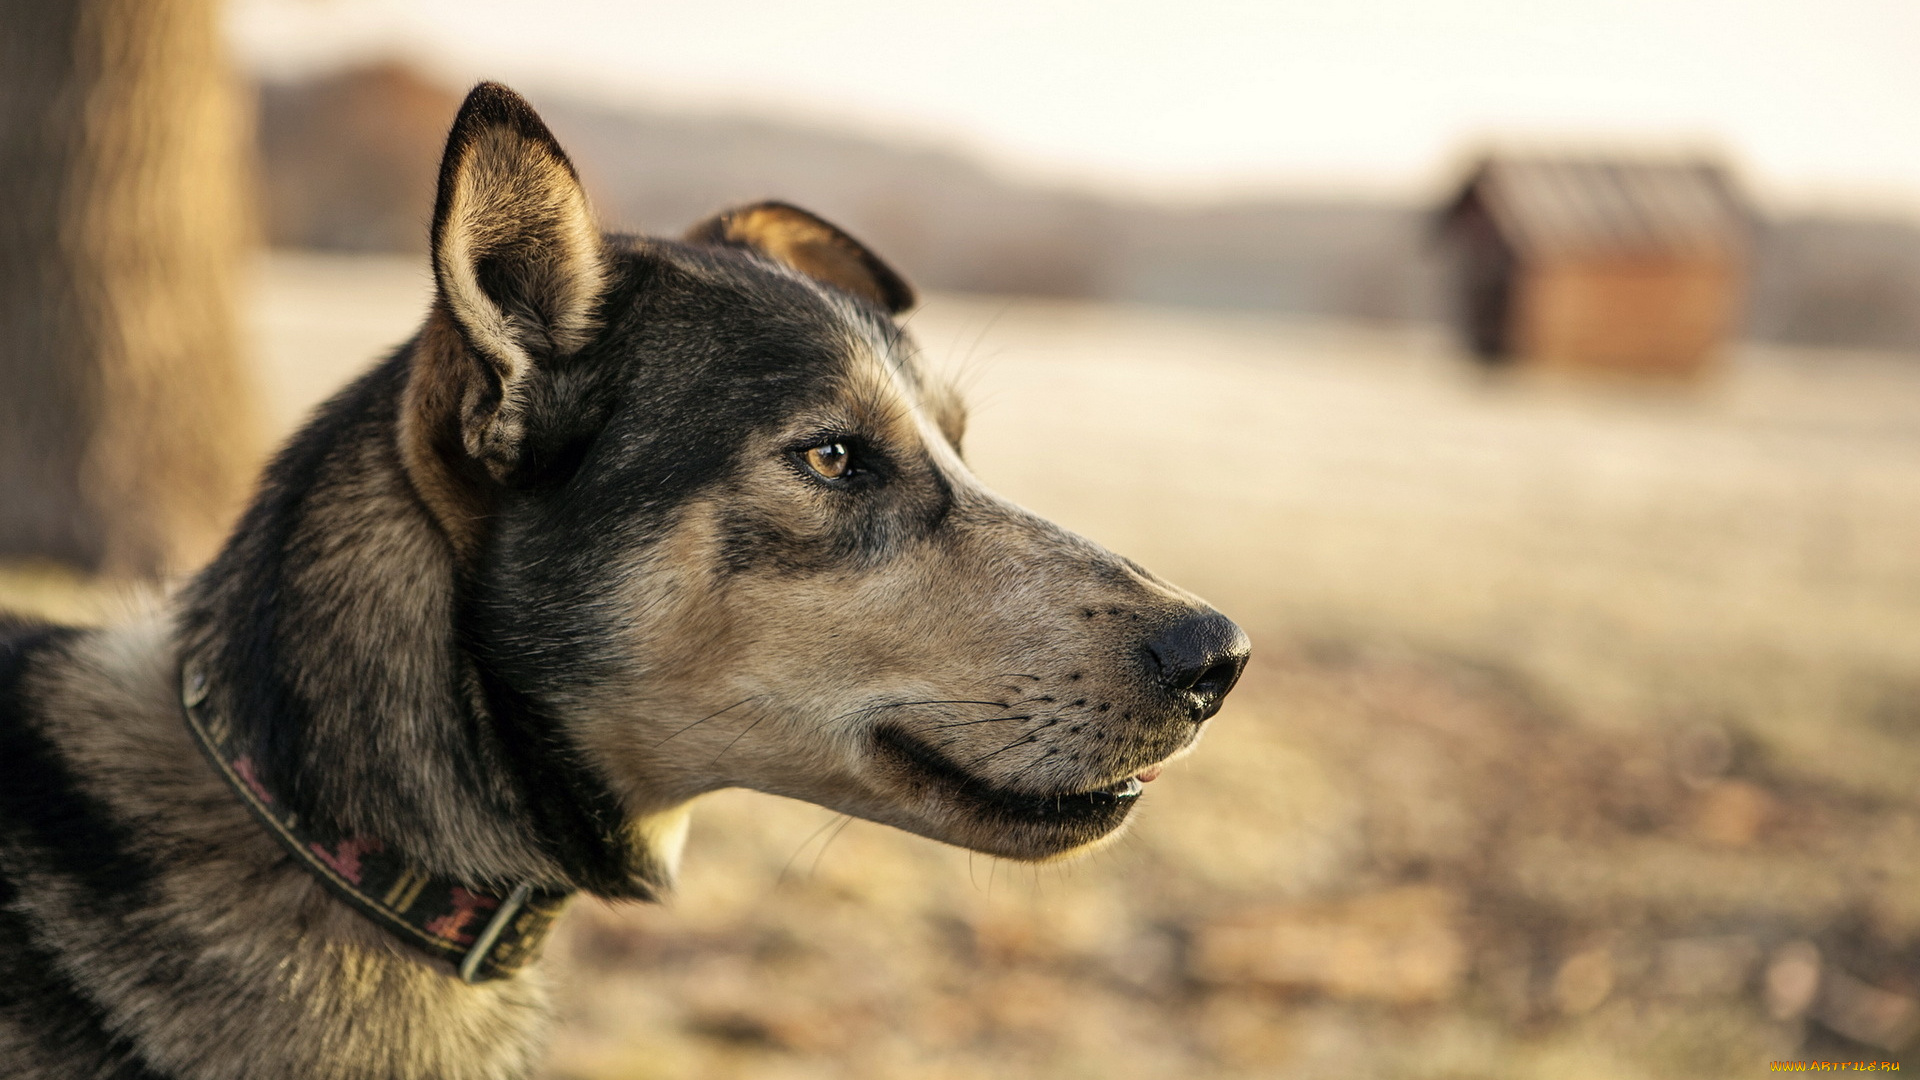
693,203,916,313
433,124,605,482
398,310,495,563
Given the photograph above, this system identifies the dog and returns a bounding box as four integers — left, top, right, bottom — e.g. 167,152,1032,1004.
0,83,1248,1079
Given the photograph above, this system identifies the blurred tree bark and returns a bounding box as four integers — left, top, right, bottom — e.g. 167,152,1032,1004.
0,0,257,578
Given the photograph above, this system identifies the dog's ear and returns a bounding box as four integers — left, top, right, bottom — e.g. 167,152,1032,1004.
685,202,915,314
427,82,606,481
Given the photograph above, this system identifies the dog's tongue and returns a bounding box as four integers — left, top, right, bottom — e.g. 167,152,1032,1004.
1135,765,1164,783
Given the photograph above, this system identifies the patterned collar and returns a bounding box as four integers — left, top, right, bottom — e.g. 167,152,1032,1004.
178,658,572,983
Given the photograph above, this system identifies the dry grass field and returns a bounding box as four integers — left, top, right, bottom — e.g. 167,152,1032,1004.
9,251,1920,1078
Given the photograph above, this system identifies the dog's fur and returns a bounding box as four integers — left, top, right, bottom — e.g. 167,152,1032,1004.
0,84,1247,1079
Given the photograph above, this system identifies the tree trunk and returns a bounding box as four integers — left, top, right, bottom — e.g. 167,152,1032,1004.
0,0,257,578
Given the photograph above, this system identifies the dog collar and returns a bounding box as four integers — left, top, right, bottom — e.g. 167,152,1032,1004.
177,658,571,983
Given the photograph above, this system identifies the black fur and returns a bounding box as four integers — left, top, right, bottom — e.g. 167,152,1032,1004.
0,621,152,909
0,883,175,1080
0,625,179,1078
177,357,546,881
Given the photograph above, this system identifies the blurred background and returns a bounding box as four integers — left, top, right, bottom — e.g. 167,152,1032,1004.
4,1,1920,1076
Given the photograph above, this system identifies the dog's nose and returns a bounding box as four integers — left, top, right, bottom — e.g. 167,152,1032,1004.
1146,612,1250,720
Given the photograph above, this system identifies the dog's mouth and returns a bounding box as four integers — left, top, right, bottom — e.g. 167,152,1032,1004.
871,725,1155,837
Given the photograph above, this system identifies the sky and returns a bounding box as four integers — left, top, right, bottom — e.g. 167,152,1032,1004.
228,0,1920,213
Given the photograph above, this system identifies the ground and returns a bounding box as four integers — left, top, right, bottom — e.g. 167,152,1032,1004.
8,252,1919,1078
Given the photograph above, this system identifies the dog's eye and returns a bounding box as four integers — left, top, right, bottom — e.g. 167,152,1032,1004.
801,441,853,481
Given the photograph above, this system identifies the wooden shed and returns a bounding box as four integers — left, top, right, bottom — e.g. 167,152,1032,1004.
1437,155,1750,377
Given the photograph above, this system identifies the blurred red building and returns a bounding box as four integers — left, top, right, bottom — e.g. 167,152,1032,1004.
1439,155,1751,377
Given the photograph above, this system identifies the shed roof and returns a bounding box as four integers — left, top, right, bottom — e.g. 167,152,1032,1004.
1442,155,1750,261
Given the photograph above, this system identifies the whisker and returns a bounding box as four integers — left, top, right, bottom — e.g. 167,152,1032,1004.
1000,746,1066,789
807,815,857,879
710,707,770,764
777,813,851,885
924,714,1033,730
811,697,1009,734
970,732,1040,768
651,695,762,749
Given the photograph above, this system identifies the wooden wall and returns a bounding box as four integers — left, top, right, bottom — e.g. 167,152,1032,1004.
1512,258,1742,377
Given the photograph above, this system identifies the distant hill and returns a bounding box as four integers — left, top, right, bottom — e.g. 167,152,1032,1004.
258,63,1920,352
538,96,1121,299
1749,216,1920,352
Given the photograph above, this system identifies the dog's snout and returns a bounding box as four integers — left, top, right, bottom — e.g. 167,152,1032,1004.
1146,612,1250,720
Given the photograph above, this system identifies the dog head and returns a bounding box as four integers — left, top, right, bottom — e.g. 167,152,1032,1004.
401,84,1248,874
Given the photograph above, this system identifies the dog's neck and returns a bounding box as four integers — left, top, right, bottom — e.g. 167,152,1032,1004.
176,348,671,907
176,655,573,982
10,612,563,1079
